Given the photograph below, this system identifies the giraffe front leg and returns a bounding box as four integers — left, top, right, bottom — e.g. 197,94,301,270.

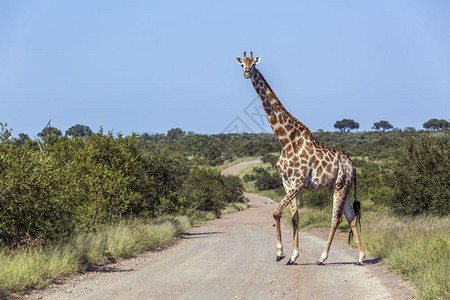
273,210,285,262
273,191,298,262
287,199,299,265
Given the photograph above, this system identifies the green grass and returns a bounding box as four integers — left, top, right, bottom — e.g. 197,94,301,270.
236,160,270,179
281,205,350,232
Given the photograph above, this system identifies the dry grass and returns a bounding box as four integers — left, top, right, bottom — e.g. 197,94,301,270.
0,201,250,297
286,207,449,299
221,202,248,214
360,214,449,299
0,216,190,295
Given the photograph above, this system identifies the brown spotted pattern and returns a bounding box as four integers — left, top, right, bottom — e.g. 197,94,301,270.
236,52,365,265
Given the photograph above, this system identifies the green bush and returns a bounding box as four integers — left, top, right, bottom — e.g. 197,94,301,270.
183,168,245,216
252,167,283,191
365,186,395,206
261,153,278,167
135,153,188,216
388,134,449,216
223,175,247,204
299,190,331,208
0,142,73,245
0,132,147,245
242,174,256,182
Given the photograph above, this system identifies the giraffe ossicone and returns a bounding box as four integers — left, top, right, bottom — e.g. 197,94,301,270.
236,52,366,265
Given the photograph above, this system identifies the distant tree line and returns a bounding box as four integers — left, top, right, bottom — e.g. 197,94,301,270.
332,118,448,133
423,118,449,131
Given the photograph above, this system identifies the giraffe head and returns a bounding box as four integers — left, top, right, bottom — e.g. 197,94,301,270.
236,51,261,78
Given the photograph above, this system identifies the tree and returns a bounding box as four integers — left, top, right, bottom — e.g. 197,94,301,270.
0,122,12,142
66,124,93,137
37,125,62,139
167,128,185,140
140,133,152,140
423,118,449,130
372,120,393,134
15,133,31,146
404,127,416,132
37,121,62,152
333,119,359,132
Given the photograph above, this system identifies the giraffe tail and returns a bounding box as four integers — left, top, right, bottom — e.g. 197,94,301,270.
348,171,361,244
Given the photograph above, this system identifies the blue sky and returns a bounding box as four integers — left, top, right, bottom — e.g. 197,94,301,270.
1,1,449,136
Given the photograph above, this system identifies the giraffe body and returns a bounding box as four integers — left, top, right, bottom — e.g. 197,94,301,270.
236,52,365,265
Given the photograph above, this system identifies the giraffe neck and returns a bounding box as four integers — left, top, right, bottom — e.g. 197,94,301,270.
250,69,312,148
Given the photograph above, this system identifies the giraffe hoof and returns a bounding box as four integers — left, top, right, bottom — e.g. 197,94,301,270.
287,259,297,265
354,261,365,266
315,261,325,266
276,255,285,262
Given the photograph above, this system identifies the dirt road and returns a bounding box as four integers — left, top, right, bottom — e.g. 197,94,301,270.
32,161,413,299
221,159,262,176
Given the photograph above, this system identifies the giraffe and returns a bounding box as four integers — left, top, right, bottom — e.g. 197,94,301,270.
236,52,365,265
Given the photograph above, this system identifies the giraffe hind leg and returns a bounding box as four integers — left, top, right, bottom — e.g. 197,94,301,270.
343,197,366,265
316,187,346,265
287,198,299,265
316,212,342,265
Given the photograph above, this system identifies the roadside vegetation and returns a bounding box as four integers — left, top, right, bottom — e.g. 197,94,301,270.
0,216,190,294
361,215,449,300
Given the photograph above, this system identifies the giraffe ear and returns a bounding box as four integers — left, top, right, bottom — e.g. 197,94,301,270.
236,57,243,65
254,56,261,64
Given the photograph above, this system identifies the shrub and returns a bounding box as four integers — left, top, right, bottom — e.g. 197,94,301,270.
365,186,395,206
299,190,331,208
252,167,283,191
242,174,256,182
223,175,247,204
261,153,278,167
184,168,245,216
388,135,449,216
